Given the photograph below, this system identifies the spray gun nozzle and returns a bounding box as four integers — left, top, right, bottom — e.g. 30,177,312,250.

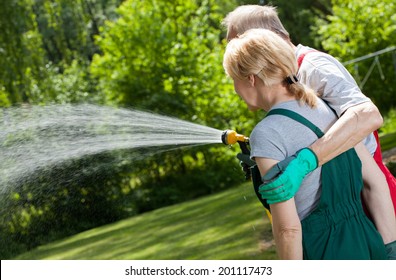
222,130,251,179
221,130,249,145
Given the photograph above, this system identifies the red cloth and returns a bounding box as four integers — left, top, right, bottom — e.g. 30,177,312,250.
373,130,396,215
297,50,318,67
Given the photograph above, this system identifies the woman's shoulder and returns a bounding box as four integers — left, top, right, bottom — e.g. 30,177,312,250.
269,100,337,134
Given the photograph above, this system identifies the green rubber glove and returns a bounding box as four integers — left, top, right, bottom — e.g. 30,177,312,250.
385,240,396,260
258,148,318,204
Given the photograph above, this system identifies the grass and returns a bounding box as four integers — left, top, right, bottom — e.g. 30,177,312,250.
14,183,276,260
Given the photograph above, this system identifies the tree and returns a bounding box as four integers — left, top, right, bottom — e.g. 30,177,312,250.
314,0,396,112
90,0,256,207
0,0,45,104
92,0,239,124
0,0,123,106
268,0,332,48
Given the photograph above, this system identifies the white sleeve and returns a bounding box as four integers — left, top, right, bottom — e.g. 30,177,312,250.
298,53,371,117
298,53,377,154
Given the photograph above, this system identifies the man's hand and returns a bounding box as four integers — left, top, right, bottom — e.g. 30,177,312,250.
258,148,318,204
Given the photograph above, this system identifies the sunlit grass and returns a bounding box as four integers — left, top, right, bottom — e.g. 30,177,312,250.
15,183,276,260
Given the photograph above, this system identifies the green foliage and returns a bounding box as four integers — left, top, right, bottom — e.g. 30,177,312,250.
270,0,331,47
122,146,246,214
0,0,45,104
379,131,396,152
380,108,396,135
0,0,253,259
88,0,260,233
2,0,394,260
387,161,396,177
0,86,11,107
28,60,102,104
91,0,243,128
88,0,265,229
315,0,396,111
0,0,122,106
33,0,122,64
317,0,396,58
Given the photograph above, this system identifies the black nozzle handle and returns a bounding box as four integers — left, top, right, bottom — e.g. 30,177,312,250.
238,141,250,155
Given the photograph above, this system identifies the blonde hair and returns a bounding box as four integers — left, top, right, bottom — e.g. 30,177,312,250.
222,5,290,41
223,29,317,108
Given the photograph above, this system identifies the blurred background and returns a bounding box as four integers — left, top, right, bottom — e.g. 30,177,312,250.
0,0,395,259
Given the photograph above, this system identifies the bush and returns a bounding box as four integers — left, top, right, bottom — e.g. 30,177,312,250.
387,161,396,177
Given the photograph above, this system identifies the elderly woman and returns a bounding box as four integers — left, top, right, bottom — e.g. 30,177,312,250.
222,28,388,259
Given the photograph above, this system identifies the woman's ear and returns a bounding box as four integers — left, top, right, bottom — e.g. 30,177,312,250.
248,74,255,87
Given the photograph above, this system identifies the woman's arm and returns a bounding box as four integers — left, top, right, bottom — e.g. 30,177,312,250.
255,157,303,260
270,199,302,259
355,142,396,244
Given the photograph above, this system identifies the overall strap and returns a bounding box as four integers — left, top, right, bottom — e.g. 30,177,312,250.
267,108,324,138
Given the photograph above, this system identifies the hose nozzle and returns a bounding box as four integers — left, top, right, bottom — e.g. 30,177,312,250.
221,130,249,145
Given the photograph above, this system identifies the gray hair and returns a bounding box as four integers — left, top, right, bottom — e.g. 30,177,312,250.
222,5,290,41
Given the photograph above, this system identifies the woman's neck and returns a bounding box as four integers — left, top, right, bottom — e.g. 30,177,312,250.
263,83,296,111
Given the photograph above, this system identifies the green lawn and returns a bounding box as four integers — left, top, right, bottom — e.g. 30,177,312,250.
14,183,276,260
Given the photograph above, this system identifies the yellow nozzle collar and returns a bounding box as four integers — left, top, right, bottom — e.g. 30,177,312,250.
221,130,249,145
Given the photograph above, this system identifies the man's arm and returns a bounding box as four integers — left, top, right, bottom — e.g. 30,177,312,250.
256,157,303,259
355,142,396,244
257,101,382,204
310,101,382,166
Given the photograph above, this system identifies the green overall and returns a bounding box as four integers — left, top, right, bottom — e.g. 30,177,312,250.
267,109,387,260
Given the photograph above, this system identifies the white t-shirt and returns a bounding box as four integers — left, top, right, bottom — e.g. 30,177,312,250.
296,44,377,154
